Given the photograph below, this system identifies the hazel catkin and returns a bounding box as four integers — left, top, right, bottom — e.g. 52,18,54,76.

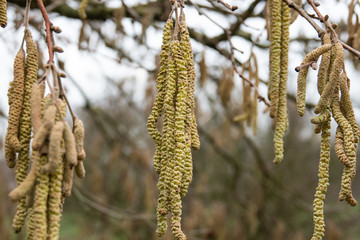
42,121,64,174
315,43,344,115
312,119,331,240
0,0,7,28
5,48,26,168
296,44,332,116
32,105,57,151
13,29,39,233
63,122,78,168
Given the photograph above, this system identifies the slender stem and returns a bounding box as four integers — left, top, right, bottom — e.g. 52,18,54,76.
212,0,238,11
282,0,325,37
36,0,54,62
282,0,360,59
306,0,337,42
225,29,270,107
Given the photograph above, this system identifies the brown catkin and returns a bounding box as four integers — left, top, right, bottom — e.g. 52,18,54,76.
75,161,86,179
43,121,64,174
74,118,86,160
8,157,37,202
32,105,56,151
63,122,78,168
62,161,74,198
0,0,7,28
5,48,25,168
31,83,42,134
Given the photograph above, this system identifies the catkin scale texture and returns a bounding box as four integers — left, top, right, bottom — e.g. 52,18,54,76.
268,0,282,119
5,48,26,168
314,43,344,115
0,0,7,28
13,30,39,233
311,120,331,240
273,1,290,164
296,44,332,116
147,13,199,240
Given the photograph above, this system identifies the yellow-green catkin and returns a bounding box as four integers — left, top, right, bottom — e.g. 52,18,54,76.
79,0,88,19
5,48,25,168
170,40,187,240
317,33,331,95
268,0,282,119
33,154,50,240
312,119,331,240
179,14,196,198
0,0,7,28
331,74,356,206
335,127,351,167
12,29,39,233
147,19,173,174
179,14,200,151
339,74,360,143
273,2,290,164
156,42,177,237
47,154,64,240
296,44,332,116
315,43,344,115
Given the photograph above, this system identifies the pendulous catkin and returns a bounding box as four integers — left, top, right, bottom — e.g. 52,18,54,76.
5,48,25,168
0,0,7,28
294,36,359,239
273,1,290,164
13,29,39,233
5,14,86,240
147,11,200,240
312,119,331,240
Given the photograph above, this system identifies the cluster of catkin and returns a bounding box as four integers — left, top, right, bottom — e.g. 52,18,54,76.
295,32,360,240
234,53,259,135
5,29,86,240
268,0,290,163
147,13,200,240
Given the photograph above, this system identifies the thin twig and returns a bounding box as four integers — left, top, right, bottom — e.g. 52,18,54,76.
282,0,360,59
306,0,337,42
211,0,238,11
36,0,54,62
190,0,270,106
226,29,270,106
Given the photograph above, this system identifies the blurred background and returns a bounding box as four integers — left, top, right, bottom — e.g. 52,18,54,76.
1,0,360,239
